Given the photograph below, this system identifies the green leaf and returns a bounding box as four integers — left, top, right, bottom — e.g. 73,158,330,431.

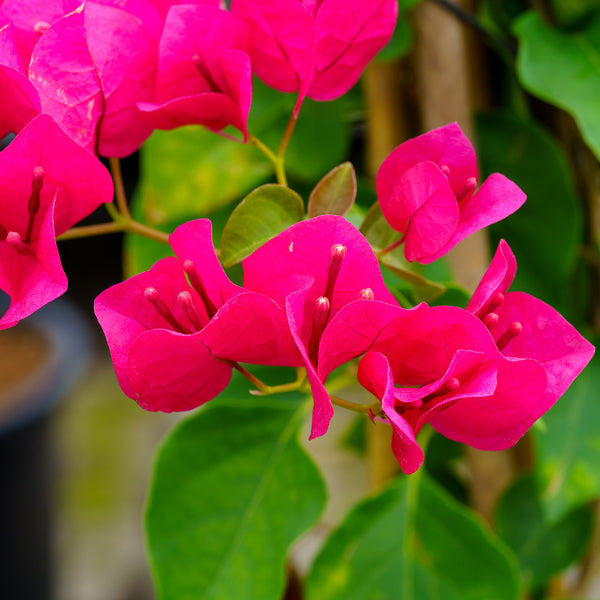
146,382,326,600
476,110,583,314
534,352,600,521
496,474,593,587
124,124,272,275
359,202,402,250
307,162,357,218
514,11,600,162
137,126,271,226
306,474,519,600
220,184,305,266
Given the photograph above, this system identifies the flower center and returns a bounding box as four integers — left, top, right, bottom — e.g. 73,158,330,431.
182,260,219,319
144,287,191,334
25,166,45,243
5,231,31,255
192,54,222,93
496,321,523,351
307,296,330,364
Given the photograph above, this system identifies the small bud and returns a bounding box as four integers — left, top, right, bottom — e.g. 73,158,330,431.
497,321,523,351
422,377,461,404
323,244,347,301
177,291,204,332
307,296,331,364
6,231,30,255
24,166,45,243
456,177,477,201
439,164,451,177
182,259,218,318
330,243,347,261
34,21,51,35
144,287,190,334
483,312,499,329
360,288,374,301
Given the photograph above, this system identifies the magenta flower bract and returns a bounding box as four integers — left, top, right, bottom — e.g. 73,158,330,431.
138,3,252,138
467,239,595,412
231,0,397,112
321,300,549,472
94,219,300,412
28,3,157,157
0,114,113,329
243,215,398,438
376,122,527,263
0,24,41,138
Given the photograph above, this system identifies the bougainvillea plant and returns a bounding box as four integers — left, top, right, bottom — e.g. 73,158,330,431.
2,0,599,598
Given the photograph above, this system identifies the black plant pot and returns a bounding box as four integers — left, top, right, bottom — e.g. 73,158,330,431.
0,296,92,600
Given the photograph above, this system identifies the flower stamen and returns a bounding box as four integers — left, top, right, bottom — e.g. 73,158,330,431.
144,287,191,334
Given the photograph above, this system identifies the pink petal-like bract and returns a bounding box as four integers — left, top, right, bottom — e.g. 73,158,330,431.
468,239,595,414
29,4,156,156
0,24,41,137
308,0,398,100
94,219,300,412
377,123,526,263
231,0,316,114
138,4,252,137
0,0,80,66
244,215,397,438
0,114,113,328
324,300,551,465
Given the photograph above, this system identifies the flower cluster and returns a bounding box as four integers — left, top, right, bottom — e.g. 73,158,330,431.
0,1,594,474
0,0,395,324
96,211,593,472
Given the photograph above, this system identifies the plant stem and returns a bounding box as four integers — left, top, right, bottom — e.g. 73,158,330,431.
232,363,270,393
248,134,288,187
277,111,298,159
377,236,405,257
108,157,131,219
330,395,381,416
126,219,170,245
57,221,124,241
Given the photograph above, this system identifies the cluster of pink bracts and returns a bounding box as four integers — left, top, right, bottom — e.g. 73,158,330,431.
0,1,594,474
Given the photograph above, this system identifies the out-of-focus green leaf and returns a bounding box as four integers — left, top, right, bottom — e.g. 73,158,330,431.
307,162,356,218
137,126,271,227
146,374,326,600
480,0,527,32
286,99,353,181
476,110,583,314
360,202,402,250
514,11,600,162
550,0,600,27
535,353,600,521
306,474,519,600
496,474,593,587
220,184,304,266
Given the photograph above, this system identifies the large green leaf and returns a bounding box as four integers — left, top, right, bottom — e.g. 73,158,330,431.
306,474,519,600
534,352,600,521
476,110,583,313
514,10,600,162
496,474,593,587
146,377,326,600
220,184,305,266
